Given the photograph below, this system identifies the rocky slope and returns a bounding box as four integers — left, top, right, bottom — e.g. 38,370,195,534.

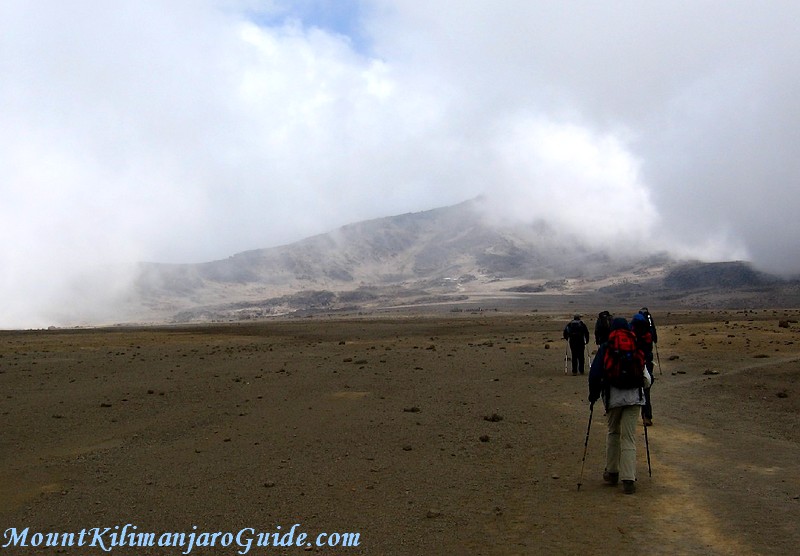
127,200,798,323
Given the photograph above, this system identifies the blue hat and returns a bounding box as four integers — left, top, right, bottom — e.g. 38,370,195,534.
610,317,629,331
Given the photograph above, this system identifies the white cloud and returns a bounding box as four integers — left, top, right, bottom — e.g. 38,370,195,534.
2,0,800,326
484,118,657,247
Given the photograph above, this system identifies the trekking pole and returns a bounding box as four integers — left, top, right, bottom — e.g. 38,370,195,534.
577,402,594,491
643,417,652,477
655,343,663,376
564,342,569,375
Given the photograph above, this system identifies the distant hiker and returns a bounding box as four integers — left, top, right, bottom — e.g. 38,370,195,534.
631,307,658,426
588,317,651,494
563,314,590,375
594,310,613,345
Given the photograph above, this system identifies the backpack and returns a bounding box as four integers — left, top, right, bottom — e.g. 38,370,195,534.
595,311,612,341
567,320,585,340
603,328,646,389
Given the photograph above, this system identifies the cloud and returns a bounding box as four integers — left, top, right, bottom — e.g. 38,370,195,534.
1,0,799,326
365,0,800,271
483,117,658,247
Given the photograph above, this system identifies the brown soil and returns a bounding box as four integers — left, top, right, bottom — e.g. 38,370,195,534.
2,309,799,555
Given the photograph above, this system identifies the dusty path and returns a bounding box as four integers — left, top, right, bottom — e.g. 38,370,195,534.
1,309,799,554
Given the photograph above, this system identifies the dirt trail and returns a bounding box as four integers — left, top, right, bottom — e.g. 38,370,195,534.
1,310,799,555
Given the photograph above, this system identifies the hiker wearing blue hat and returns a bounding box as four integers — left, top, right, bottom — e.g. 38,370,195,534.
631,308,658,426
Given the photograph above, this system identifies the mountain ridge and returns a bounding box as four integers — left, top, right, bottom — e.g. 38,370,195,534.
128,199,798,323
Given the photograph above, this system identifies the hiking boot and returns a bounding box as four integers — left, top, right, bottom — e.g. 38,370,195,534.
643,417,653,427
603,471,619,485
623,480,636,494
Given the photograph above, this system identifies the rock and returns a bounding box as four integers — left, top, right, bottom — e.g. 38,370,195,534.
483,413,503,422
479,435,490,442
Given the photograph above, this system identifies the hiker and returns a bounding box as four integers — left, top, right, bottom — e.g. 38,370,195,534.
588,317,651,494
631,307,658,426
594,310,613,345
563,314,590,375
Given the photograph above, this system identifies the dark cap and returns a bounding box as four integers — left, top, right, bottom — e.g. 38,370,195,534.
610,317,629,331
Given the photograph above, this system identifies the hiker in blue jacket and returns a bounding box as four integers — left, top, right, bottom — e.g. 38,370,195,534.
631,308,658,426
589,317,651,494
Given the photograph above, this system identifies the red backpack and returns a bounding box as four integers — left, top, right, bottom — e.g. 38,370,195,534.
603,329,646,389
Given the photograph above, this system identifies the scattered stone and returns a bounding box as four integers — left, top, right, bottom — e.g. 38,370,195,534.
677,371,687,374
551,474,560,480
479,435,491,443
402,445,413,451
483,413,503,422
264,482,276,488
669,355,680,361
426,509,442,519
403,406,421,413
777,391,789,399
703,370,720,375
779,320,790,328
544,344,550,349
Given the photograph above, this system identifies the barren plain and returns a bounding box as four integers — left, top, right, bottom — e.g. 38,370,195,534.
2,306,800,555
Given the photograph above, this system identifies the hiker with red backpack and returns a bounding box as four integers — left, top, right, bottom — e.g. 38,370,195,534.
563,314,590,375
588,317,651,494
631,308,658,426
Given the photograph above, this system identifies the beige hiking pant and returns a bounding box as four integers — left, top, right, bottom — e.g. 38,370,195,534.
605,405,639,481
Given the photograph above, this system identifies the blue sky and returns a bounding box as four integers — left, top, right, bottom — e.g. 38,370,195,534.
2,0,800,326
249,0,371,51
